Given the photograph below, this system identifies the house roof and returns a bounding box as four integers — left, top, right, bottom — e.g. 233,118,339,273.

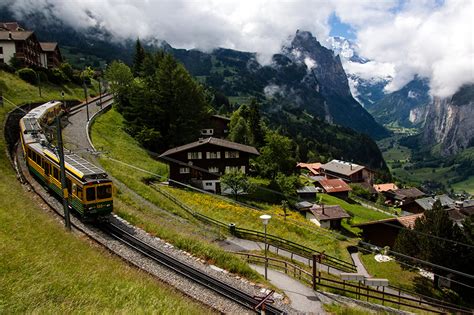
318,178,352,193
320,159,365,176
296,186,318,194
447,209,466,222
211,114,231,121
295,201,314,210
159,137,259,157
414,194,455,211
354,213,423,229
389,188,425,200
373,183,398,193
297,162,322,175
309,204,350,221
40,42,58,51
0,22,23,31
0,30,33,41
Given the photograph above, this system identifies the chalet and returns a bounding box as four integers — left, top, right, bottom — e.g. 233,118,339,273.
159,137,259,193
297,162,322,176
296,186,318,200
384,188,426,213
316,178,352,199
0,30,42,67
200,114,230,138
304,204,350,229
354,213,423,247
413,195,455,213
456,199,474,217
320,159,375,185
39,42,63,69
373,183,398,193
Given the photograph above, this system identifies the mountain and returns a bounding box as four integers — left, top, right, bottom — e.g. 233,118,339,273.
370,77,431,128
420,84,474,156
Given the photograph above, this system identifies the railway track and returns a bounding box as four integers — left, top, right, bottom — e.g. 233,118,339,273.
7,100,285,315
100,221,284,314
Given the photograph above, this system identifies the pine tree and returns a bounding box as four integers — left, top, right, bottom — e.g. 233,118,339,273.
248,98,264,147
133,38,146,77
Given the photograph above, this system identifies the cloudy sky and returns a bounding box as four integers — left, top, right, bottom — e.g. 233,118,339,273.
4,0,473,97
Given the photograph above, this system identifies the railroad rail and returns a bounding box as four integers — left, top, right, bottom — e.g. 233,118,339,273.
7,99,284,315
100,221,284,314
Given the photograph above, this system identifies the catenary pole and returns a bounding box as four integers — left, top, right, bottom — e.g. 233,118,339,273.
56,116,71,231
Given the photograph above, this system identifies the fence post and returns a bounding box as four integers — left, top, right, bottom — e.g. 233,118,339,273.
229,223,236,235
312,253,317,291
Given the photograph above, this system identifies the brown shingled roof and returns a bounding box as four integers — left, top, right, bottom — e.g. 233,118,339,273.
321,159,365,176
159,137,259,157
0,30,33,41
309,204,350,221
318,178,352,193
353,213,423,229
40,42,58,51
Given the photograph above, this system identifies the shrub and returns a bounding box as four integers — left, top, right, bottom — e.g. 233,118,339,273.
48,68,68,84
17,68,37,85
0,62,15,73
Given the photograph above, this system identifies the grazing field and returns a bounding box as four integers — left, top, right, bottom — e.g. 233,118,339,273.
451,176,474,195
0,73,212,313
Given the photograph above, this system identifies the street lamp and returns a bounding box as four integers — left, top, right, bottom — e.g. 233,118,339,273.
260,214,271,280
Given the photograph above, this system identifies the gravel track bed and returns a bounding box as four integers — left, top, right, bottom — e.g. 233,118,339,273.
15,145,293,314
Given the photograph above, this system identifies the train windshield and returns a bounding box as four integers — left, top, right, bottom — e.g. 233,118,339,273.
97,185,112,199
86,187,96,201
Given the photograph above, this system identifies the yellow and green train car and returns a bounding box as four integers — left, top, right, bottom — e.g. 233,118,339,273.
19,101,113,220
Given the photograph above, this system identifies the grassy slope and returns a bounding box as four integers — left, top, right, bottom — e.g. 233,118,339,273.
92,108,357,262
0,71,211,313
91,108,265,281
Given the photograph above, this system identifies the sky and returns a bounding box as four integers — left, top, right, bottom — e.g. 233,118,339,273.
2,0,473,98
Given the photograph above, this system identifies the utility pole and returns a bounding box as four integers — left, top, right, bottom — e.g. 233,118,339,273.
98,78,102,109
83,82,89,121
37,72,42,98
56,116,71,231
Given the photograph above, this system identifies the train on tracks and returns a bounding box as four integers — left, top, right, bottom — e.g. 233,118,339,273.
19,100,113,220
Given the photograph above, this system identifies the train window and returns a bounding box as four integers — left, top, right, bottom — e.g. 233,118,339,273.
53,167,59,180
97,185,112,199
77,186,83,199
66,179,72,194
86,187,96,201
45,162,51,175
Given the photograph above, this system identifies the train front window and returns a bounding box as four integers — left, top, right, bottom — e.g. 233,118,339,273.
86,187,96,201
97,185,112,199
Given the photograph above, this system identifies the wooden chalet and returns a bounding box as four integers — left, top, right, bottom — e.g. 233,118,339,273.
320,159,375,185
200,114,230,139
413,194,455,213
296,185,318,200
304,204,350,229
354,213,423,247
159,137,259,193
0,29,42,67
39,42,63,69
384,188,426,213
316,178,352,199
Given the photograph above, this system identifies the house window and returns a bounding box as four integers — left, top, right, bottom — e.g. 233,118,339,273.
201,129,214,135
205,182,213,187
225,151,239,158
225,166,240,173
187,152,202,159
206,151,221,159
209,166,219,173
179,167,190,174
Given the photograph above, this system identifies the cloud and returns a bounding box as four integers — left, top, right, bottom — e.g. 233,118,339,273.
355,0,474,97
343,60,394,82
2,0,472,97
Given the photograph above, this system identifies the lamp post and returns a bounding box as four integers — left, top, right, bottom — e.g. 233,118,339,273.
260,214,271,280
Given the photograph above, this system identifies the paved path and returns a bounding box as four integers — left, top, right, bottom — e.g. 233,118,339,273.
250,264,326,314
350,252,370,277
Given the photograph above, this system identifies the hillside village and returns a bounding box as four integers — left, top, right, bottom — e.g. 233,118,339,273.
1,17,473,314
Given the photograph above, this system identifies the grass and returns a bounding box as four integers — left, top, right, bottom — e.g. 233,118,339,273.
0,71,213,313
319,194,391,226
91,108,266,282
451,176,474,194
160,186,356,262
359,252,416,290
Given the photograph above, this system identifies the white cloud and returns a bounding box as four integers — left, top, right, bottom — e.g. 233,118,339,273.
343,60,394,82
2,0,472,97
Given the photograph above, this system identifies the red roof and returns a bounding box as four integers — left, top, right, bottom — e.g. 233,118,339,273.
373,183,398,193
318,178,351,193
297,162,322,175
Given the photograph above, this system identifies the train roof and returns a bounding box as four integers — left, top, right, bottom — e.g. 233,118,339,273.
29,143,108,182
22,101,62,121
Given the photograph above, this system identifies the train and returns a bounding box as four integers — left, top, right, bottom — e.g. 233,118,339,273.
19,100,113,220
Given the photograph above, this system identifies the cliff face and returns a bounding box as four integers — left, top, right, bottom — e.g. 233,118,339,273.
421,85,474,156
